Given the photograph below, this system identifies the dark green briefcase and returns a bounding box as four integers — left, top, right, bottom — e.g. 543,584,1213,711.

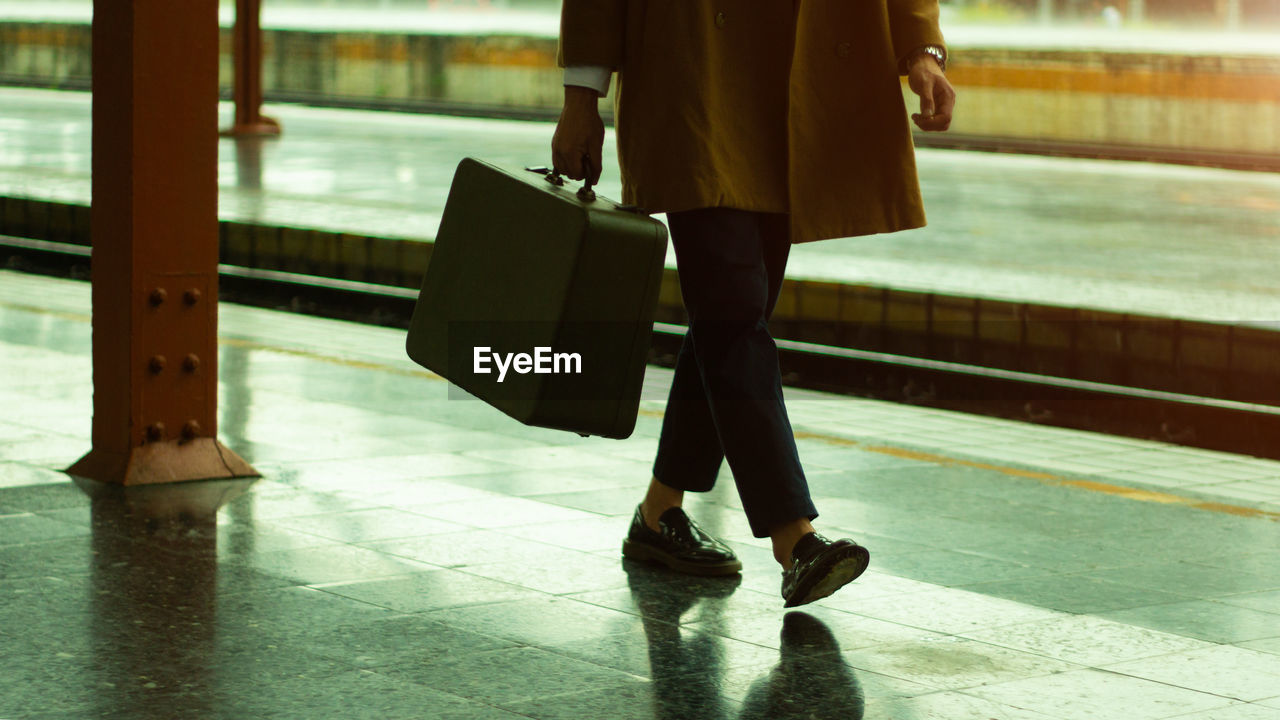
406,157,669,439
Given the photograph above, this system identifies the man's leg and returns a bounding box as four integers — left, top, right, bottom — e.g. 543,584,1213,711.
750,213,873,607
642,329,724,531
659,207,817,538
755,212,821,568
644,210,799,531
625,207,800,576
633,208,871,604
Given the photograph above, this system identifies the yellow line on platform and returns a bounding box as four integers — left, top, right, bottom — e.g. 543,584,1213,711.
5,297,1276,522
794,429,1280,522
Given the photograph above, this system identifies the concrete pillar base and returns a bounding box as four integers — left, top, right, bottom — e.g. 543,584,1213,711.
220,118,282,138
67,438,259,487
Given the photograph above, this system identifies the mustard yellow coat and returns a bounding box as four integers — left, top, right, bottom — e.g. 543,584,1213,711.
558,0,945,244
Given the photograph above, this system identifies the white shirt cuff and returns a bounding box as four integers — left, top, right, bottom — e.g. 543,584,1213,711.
563,65,612,97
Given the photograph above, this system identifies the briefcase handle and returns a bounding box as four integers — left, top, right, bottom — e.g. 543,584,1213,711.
525,160,647,214
526,156,596,203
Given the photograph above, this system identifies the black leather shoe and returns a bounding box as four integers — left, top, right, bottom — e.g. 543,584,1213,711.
622,505,742,576
780,532,869,608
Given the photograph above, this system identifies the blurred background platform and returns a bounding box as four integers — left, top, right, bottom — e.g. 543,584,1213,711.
0,87,1277,324
1,4,1277,166
2,1,1279,54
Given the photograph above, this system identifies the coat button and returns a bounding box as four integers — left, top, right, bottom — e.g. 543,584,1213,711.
715,11,726,27
836,42,852,57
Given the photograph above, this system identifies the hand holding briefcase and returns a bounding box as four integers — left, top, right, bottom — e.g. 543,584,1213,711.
406,157,669,439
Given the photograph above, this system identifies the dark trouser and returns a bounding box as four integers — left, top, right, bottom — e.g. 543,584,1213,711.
651,207,818,538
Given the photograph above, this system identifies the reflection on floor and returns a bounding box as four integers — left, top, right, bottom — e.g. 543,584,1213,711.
3,270,1280,720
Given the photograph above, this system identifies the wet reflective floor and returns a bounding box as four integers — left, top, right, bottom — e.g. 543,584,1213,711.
2,87,1280,323
3,269,1280,719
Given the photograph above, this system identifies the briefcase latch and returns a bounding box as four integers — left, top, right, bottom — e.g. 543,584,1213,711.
525,166,566,187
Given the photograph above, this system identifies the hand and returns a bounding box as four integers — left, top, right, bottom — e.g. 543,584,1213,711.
551,85,605,184
907,54,955,132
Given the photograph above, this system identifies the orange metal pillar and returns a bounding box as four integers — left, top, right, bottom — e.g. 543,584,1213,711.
68,0,257,485
223,0,281,137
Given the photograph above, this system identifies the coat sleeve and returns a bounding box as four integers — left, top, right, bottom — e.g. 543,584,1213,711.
887,0,946,75
557,0,627,70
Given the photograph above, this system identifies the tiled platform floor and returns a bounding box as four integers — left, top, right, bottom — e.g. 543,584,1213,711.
3,269,1280,720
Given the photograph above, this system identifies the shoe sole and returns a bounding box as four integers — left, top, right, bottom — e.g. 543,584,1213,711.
784,545,870,608
621,538,743,577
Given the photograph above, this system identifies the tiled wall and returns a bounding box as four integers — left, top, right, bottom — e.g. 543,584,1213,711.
4,195,1275,407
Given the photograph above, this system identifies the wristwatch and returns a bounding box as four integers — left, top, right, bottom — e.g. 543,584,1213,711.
911,44,947,72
